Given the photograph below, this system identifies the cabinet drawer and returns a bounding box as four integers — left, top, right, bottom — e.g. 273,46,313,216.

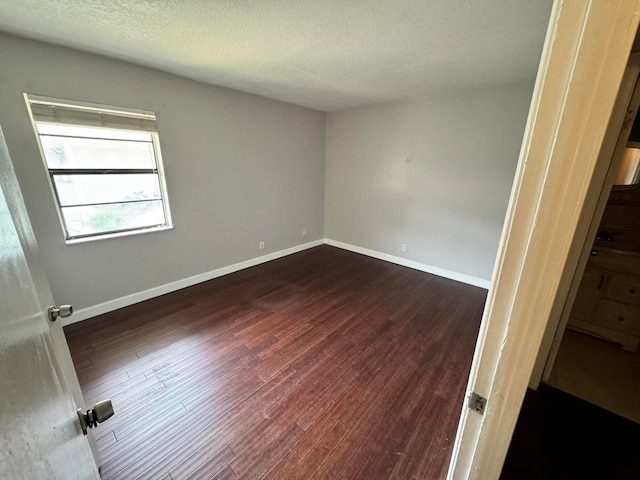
606,274,640,307
593,300,640,336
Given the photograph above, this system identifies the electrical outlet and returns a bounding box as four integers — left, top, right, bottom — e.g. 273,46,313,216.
259,241,265,250
302,228,307,237
401,244,407,252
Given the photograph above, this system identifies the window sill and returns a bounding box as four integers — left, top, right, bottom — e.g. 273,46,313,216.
64,224,173,245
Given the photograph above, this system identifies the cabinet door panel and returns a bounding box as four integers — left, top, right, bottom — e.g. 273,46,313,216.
570,268,608,322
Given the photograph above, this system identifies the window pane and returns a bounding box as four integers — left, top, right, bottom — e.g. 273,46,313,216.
53,174,161,207
40,135,156,169
61,200,167,237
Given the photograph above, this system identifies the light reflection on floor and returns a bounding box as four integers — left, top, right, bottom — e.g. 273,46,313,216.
547,329,640,424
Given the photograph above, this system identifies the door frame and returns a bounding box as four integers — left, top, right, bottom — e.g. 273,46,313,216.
534,51,640,387
447,1,640,478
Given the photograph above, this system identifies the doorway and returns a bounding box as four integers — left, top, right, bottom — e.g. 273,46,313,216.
546,182,640,423
541,44,640,424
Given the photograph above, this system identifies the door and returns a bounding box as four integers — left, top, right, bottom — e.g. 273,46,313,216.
447,1,640,479
0,127,100,480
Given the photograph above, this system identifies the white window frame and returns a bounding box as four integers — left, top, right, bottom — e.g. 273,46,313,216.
24,94,173,244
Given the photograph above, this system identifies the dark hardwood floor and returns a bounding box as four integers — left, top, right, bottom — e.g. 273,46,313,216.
64,246,486,480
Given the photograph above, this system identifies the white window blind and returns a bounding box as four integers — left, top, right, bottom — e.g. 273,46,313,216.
28,96,158,132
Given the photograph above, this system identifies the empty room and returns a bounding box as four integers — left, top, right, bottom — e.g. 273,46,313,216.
3,2,640,479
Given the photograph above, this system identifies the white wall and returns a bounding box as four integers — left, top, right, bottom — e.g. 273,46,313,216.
324,81,534,284
0,33,326,312
0,31,533,316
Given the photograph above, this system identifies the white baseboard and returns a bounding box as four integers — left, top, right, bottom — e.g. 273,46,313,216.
323,239,491,289
63,239,324,326
64,237,489,326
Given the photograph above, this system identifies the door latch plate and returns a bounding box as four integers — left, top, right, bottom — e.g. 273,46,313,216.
468,391,487,415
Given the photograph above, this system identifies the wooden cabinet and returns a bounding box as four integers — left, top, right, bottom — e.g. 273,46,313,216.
568,269,640,352
571,269,607,321
567,185,640,351
593,299,640,336
605,273,640,307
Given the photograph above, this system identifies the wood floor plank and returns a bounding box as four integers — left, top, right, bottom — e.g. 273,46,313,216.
234,423,305,480
209,466,237,480
100,367,297,479
91,342,257,444
65,246,484,480
309,341,422,479
98,365,263,467
171,445,235,480
227,335,361,472
263,374,370,480
95,431,117,451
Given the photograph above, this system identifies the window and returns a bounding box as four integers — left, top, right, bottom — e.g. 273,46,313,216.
25,95,172,242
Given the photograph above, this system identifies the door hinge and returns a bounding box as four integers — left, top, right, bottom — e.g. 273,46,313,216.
468,391,487,415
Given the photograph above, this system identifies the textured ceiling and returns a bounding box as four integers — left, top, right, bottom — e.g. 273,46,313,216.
0,0,553,111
